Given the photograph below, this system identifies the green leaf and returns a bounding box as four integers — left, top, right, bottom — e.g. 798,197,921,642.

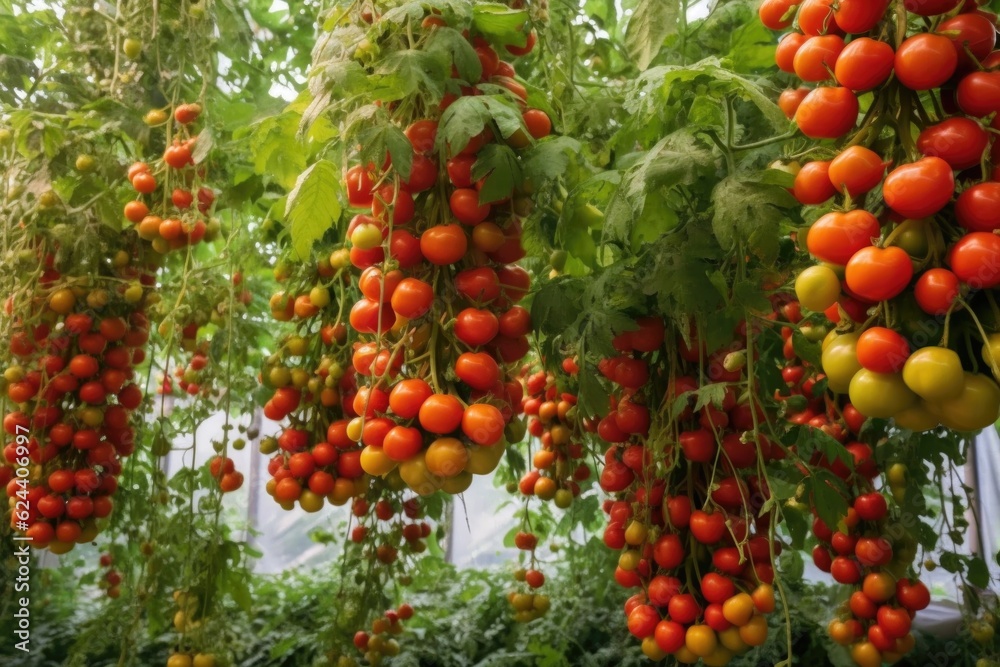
376,49,449,101
521,136,581,183
781,502,809,550
968,556,990,589
624,0,680,71
711,174,798,256
778,549,804,582
472,143,521,204
471,3,529,45
284,159,342,260
792,332,823,368
810,470,849,533
425,27,482,83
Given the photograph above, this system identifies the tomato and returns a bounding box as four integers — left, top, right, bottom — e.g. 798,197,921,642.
506,29,536,55
833,0,890,33
850,641,883,667
420,224,468,265
679,428,715,462
896,578,931,612
895,34,958,90
174,103,201,124
793,161,836,204
845,246,913,302
738,615,769,647
359,266,402,301
131,171,156,193
948,231,1000,288
806,209,880,265
455,267,501,303
876,606,912,639
797,0,842,36
522,109,551,139
721,592,755,626
454,308,499,347
654,619,686,653
404,153,438,192
835,37,895,91
627,604,659,639
793,35,845,82
795,87,858,139
450,188,490,225
700,573,735,605
689,510,726,544
454,352,500,391
917,117,989,169
914,268,959,317
685,624,718,658
372,185,415,225
850,591,878,619
775,32,809,72
164,142,192,169
447,155,475,188
828,146,885,196
758,0,801,30
830,556,862,583
855,327,909,374
345,164,375,206
418,394,464,434
778,88,810,119
404,119,438,153
462,403,504,445
905,0,962,14
984,333,1000,376
956,71,1000,117
388,379,433,419
882,157,955,219
821,331,862,393
957,182,1000,232
389,229,423,268
390,277,434,319
901,346,965,402
794,264,841,313
940,14,996,71
932,372,1000,430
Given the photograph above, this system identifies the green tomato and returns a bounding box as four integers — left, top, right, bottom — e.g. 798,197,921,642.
350,223,382,250
75,154,96,172
821,331,862,394
902,346,965,401
971,619,995,645
848,369,917,419
549,249,567,271
122,38,142,60
931,372,1000,431
795,264,841,313
893,402,939,432
889,218,930,258
981,333,1000,378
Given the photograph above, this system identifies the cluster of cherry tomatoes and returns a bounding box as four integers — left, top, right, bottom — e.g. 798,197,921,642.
97,551,122,598
122,103,220,253
340,12,546,496
515,360,589,508
507,529,551,622
2,240,152,552
348,491,433,565
763,0,1000,432
167,590,218,667
345,603,413,667
592,316,779,664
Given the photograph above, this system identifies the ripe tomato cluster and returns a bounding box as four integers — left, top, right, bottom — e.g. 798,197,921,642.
515,359,590,508
97,551,122,599
122,102,220,253
764,0,1000,432
592,317,779,664
260,259,371,513
1,240,152,552
347,603,414,667
340,13,547,496
773,300,933,665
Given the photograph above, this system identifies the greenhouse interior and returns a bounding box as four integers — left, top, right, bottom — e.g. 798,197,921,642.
3,1,1000,666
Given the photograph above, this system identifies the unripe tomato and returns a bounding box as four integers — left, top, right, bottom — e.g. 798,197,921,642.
849,369,917,418
821,331,862,393
795,265,841,312
902,346,966,401
932,372,1000,430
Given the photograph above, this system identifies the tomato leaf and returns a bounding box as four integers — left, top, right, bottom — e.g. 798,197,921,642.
426,26,482,83
284,159,342,260
809,470,849,534
624,0,679,71
377,49,450,100
471,4,529,46
472,143,521,204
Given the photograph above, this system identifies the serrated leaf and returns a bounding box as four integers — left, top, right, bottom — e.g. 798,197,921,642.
284,160,342,260
472,143,520,203
810,470,849,532
471,3,529,45
425,26,482,83
625,0,680,71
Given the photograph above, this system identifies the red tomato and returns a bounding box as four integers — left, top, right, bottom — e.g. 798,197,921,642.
882,157,955,219
795,87,859,139
948,231,1000,288
939,13,996,71
854,491,888,521
779,88,811,118
956,182,1000,232
834,0,890,33
759,0,801,30
834,37,895,91
689,510,727,544
917,117,989,169
856,327,910,373
904,0,962,16
828,146,886,196
793,161,837,204
896,579,931,612
957,70,1000,117
775,33,809,72
895,34,958,90
798,0,843,36
914,268,960,315
845,246,914,302
806,210,880,265
794,35,845,82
